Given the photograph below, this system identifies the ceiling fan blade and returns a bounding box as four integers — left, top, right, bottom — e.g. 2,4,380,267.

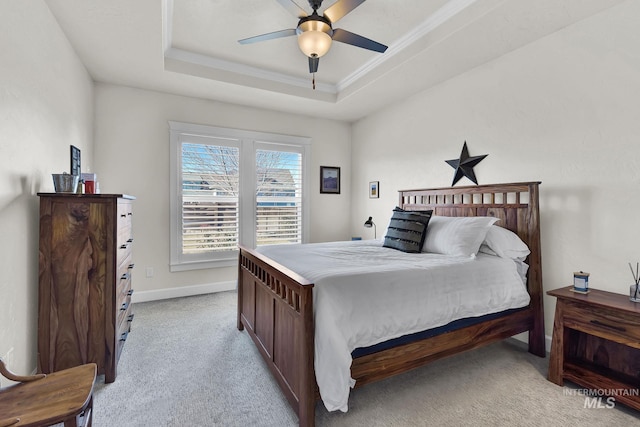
309,56,319,73
323,0,366,23
238,29,297,45
332,28,387,53
275,0,308,18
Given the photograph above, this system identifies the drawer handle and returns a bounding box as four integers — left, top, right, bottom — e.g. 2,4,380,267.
120,244,128,249
120,331,129,342
120,273,130,280
127,313,135,323
120,301,129,311
590,320,626,332
127,238,133,243
127,289,134,296
120,214,127,218
128,263,135,270
128,212,132,216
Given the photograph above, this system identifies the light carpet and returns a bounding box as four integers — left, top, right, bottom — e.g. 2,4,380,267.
91,291,639,426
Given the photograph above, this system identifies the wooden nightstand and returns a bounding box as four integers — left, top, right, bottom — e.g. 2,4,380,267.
548,286,640,410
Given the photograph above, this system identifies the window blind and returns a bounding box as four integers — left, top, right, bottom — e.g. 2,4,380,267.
181,143,239,254
255,149,302,246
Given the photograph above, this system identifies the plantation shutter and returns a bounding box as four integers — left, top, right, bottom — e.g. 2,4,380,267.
181,142,239,254
255,149,302,246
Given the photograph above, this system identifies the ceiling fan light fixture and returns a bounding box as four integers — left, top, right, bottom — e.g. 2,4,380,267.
297,19,333,58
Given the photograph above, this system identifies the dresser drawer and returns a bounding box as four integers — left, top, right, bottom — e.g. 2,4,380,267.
116,293,133,331
116,303,134,363
117,201,133,258
117,201,133,227
116,255,134,296
563,300,640,346
117,229,133,258
117,239,132,269
117,226,133,248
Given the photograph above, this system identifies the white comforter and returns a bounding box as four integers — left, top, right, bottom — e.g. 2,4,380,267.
256,239,530,412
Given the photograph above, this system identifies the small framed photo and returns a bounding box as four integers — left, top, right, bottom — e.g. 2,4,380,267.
320,166,340,194
70,145,81,176
369,181,379,198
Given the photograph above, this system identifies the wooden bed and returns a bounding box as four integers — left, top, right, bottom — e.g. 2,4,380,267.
237,181,545,427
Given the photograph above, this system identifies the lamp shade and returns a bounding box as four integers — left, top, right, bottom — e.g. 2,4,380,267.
297,19,333,58
363,216,376,239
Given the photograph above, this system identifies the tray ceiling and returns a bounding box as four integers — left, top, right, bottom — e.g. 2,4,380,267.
45,0,625,122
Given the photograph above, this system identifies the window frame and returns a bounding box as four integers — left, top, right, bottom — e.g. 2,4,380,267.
169,121,311,272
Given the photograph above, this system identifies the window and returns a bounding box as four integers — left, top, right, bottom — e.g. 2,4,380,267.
255,148,303,246
170,122,310,271
181,141,240,255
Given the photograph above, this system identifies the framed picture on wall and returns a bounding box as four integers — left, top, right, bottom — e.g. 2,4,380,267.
369,181,379,198
70,145,81,176
320,166,340,194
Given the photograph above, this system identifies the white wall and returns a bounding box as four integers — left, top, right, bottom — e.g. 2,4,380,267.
4,0,637,374
0,1,94,375
93,84,351,299
351,1,640,339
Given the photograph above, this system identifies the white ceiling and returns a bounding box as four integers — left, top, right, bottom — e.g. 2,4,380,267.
45,0,625,122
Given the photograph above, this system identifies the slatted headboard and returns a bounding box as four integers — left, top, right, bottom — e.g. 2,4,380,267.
398,181,544,347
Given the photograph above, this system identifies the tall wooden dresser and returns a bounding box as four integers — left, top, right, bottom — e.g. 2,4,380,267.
37,193,135,383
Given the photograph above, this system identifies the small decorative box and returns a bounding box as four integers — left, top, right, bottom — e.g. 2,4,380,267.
573,271,590,292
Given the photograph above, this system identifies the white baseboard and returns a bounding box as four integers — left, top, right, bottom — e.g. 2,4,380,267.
131,281,237,303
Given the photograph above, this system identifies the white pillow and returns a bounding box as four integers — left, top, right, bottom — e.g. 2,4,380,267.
480,225,530,261
422,216,498,257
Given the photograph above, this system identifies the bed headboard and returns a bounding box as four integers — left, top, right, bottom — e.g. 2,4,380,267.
398,181,543,302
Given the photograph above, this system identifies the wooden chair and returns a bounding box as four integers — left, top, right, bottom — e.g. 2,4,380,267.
0,358,96,427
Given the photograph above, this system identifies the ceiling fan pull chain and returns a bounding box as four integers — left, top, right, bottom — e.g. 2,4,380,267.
312,73,316,90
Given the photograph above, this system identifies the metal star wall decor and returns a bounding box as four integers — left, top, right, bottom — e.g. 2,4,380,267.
445,141,488,186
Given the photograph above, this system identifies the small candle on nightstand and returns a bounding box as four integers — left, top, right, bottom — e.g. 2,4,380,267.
573,271,589,293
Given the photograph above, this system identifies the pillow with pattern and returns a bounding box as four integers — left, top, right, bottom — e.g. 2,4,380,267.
383,207,433,253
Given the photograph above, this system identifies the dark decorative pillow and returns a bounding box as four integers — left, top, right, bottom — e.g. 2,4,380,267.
383,207,433,253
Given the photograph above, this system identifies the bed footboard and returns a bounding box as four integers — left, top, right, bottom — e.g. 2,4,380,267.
237,245,316,427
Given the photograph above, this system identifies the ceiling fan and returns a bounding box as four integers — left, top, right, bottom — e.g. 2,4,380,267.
238,0,388,78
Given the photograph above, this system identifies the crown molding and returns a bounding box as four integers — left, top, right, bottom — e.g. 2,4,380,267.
162,0,173,56
163,0,337,94
337,0,478,91
165,47,337,94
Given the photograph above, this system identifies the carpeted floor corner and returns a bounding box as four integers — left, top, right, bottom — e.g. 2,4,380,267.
91,291,639,426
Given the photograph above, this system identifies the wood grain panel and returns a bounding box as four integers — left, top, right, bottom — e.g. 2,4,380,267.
255,284,274,358
352,309,533,387
240,269,255,330
275,301,301,399
38,194,135,383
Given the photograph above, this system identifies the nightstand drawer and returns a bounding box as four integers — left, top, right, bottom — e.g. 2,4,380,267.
563,300,640,348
